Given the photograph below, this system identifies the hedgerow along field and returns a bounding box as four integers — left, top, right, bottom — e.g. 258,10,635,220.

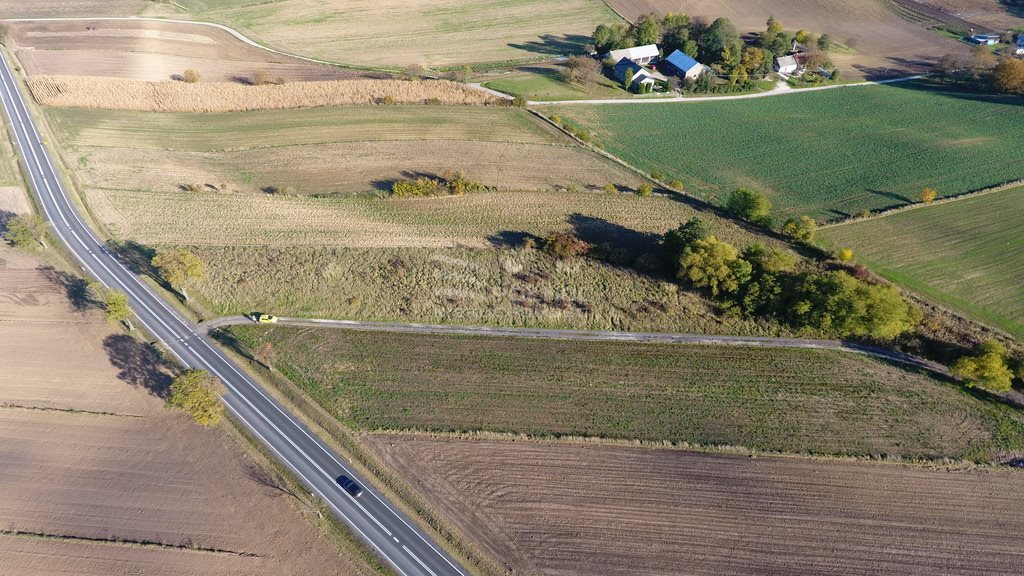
552,83,1024,219
228,327,1024,462
175,0,620,67
819,186,1024,339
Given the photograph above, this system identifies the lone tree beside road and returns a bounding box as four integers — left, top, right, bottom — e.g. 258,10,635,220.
151,248,204,301
951,340,1015,393
167,369,224,426
3,214,46,249
90,282,134,331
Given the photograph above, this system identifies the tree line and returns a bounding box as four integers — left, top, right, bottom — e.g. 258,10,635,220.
933,47,1024,95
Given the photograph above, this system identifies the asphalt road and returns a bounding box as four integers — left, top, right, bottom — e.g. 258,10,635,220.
203,316,949,376
0,51,466,576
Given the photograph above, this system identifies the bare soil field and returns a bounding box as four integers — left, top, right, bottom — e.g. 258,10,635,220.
608,0,970,78
366,435,1024,576
916,0,1024,28
10,20,358,83
30,76,496,112
0,247,374,576
177,0,619,67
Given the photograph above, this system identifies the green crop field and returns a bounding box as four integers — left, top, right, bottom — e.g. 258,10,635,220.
176,0,620,67
227,327,1024,462
819,186,1024,339
552,82,1024,219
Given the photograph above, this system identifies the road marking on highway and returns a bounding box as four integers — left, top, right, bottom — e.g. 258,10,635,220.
404,545,439,576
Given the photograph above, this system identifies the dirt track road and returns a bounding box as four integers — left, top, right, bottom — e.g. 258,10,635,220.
201,316,949,375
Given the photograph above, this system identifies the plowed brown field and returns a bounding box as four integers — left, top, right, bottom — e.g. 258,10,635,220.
366,435,1024,576
10,20,357,83
0,247,374,576
918,0,1024,28
608,0,969,78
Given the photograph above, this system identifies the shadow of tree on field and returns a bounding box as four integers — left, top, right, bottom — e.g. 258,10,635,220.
37,265,95,311
0,209,15,236
568,213,662,255
487,230,541,248
508,34,591,56
102,334,174,399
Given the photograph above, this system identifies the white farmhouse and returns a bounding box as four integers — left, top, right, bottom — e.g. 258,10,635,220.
605,44,660,66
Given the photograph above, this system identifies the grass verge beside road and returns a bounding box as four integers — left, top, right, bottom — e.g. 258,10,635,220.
227,326,1024,463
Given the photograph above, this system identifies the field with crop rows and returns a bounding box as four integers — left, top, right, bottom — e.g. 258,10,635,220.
819,186,1024,339
229,327,1024,461
366,436,1024,576
553,83,1024,219
47,105,639,193
176,0,620,67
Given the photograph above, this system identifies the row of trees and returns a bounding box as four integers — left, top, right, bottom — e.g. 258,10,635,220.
934,48,1024,95
390,171,485,197
664,217,921,339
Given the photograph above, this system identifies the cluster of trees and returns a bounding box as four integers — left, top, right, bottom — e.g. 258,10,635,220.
721,187,818,242
592,14,834,92
934,48,1024,95
390,171,484,197
664,217,920,339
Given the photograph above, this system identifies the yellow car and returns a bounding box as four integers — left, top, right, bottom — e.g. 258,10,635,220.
256,314,278,324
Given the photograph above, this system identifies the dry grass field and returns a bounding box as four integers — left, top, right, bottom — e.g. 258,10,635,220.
10,19,357,83
0,247,375,576
48,106,642,196
365,435,1024,576
30,76,497,112
177,0,620,67
608,0,969,78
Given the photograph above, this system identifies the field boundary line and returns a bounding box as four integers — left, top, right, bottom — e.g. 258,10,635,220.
819,178,1024,229
0,402,145,418
0,529,259,557
202,316,949,376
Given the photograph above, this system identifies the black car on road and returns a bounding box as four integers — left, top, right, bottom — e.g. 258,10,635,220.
336,475,363,498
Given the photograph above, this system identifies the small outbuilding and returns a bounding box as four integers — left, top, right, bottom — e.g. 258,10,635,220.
774,54,802,75
605,44,661,66
663,50,706,81
612,58,666,92
970,33,1000,46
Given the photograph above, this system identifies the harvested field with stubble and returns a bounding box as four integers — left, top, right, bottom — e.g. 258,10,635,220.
177,0,620,67
0,1,152,18
608,0,969,78
30,76,497,112
0,247,376,576
47,105,643,195
228,327,1024,461
365,436,1024,576
10,19,356,83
